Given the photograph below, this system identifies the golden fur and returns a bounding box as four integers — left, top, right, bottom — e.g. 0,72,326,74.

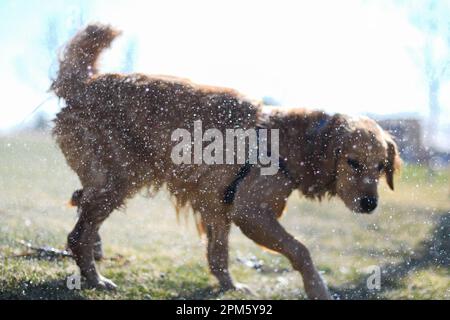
52,24,401,299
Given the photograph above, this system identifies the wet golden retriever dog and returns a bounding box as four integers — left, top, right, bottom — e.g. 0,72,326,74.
51,24,401,299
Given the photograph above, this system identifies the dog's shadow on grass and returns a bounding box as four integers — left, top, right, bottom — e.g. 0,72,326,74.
0,279,86,300
330,212,450,300
171,284,224,300
176,212,450,300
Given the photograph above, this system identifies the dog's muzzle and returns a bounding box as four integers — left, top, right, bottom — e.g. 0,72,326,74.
359,196,378,213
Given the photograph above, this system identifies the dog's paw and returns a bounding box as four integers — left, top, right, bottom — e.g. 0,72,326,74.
85,275,117,291
220,282,254,296
306,287,332,300
233,283,254,296
98,276,118,291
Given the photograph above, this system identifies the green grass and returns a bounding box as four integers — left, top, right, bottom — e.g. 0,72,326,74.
0,133,449,300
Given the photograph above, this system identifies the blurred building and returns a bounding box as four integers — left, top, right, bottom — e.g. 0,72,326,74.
377,118,429,164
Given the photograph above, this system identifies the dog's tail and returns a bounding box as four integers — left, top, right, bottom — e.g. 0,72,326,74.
51,24,121,100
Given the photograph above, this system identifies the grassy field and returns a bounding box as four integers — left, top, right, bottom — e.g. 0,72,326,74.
0,133,449,300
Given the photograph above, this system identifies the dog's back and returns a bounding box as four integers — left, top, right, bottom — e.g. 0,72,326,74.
52,24,259,215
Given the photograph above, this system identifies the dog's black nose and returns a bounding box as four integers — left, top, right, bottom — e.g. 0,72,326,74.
360,197,377,213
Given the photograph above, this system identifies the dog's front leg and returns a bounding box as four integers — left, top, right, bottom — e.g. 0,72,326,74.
203,215,234,290
232,205,330,299
201,214,248,292
230,174,331,300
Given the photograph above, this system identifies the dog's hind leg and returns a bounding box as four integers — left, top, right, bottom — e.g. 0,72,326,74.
70,189,103,261
231,206,331,300
93,232,104,261
68,184,128,290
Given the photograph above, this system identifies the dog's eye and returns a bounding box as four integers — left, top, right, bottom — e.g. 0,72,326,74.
347,158,360,170
378,161,385,172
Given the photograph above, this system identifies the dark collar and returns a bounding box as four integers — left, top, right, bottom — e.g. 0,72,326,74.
223,127,300,204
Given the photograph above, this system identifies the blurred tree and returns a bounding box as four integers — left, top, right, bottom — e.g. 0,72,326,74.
32,111,50,132
399,0,450,146
261,96,281,106
45,16,61,80
46,10,87,79
122,38,138,73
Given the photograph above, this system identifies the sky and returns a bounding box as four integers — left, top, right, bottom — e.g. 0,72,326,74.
0,0,449,148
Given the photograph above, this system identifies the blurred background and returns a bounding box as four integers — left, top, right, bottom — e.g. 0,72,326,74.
0,0,449,167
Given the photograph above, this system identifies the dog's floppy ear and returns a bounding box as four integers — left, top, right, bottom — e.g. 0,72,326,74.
385,135,401,191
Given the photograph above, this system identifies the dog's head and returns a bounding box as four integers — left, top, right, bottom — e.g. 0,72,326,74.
324,115,401,213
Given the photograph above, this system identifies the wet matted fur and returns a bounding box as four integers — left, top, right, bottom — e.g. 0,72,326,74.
51,24,401,299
